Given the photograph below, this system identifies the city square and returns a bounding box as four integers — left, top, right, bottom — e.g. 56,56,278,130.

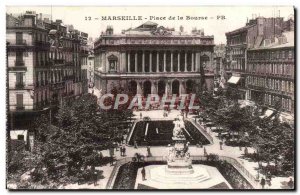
6,6,295,190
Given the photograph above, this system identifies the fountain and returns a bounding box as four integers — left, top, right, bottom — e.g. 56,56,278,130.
134,115,231,189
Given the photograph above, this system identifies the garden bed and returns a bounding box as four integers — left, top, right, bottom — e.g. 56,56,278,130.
128,120,210,146
113,160,253,189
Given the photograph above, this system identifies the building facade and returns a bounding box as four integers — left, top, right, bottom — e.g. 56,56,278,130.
94,22,215,97
246,31,294,115
225,17,293,99
6,11,89,142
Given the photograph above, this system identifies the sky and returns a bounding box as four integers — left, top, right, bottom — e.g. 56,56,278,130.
6,6,294,44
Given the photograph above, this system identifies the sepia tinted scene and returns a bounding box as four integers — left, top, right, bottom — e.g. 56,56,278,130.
6,6,295,190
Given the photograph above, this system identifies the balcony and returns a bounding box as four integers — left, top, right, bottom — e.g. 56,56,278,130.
8,61,27,71
16,106,25,110
15,60,25,67
15,40,27,45
34,40,50,47
15,83,25,89
53,59,65,65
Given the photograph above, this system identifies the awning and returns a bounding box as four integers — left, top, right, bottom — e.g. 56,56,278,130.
260,109,274,118
10,130,28,142
227,76,241,84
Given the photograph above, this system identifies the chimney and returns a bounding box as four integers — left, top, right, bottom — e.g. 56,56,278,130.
180,25,184,33
106,25,114,35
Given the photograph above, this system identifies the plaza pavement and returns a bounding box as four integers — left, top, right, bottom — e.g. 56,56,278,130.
69,90,292,190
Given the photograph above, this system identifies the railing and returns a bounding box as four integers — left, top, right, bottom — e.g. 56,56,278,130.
187,118,214,144
217,156,260,189
15,83,24,89
16,40,27,45
106,155,259,189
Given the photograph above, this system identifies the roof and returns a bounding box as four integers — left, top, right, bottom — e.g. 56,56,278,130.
138,21,158,27
250,31,294,50
225,24,255,36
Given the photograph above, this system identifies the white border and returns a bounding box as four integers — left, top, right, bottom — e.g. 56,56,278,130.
1,1,298,195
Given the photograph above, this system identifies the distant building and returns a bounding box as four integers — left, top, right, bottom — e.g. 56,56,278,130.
213,44,226,90
6,11,89,145
225,16,294,99
246,31,294,118
94,22,215,97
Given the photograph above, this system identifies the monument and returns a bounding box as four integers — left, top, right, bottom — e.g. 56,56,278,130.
134,116,231,189
166,115,193,174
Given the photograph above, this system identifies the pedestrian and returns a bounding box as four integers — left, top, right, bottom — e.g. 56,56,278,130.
109,147,114,166
141,167,146,181
219,141,223,150
287,178,294,189
147,146,152,157
119,144,123,156
140,112,142,119
199,141,203,148
134,140,138,149
122,144,126,156
204,147,207,156
260,177,266,189
244,147,248,156
93,170,98,186
115,142,119,151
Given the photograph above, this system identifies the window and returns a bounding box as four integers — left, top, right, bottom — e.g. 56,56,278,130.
16,94,23,109
17,135,24,141
16,73,24,87
16,32,23,44
108,54,118,71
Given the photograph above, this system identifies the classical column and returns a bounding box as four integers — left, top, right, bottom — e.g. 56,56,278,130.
184,51,187,72
195,52,200,72
177,52,180,72
156,51,159,72
180,80,186,94
163,51,166,72
209,52,213,72
142,50,145,73
102,52,106,72
165,81,168,96
151,81,156,94
171,51,173,72
122,52,126,73
135,52,138,72
149,51,152,72
192,52,195,72
137,81,142,95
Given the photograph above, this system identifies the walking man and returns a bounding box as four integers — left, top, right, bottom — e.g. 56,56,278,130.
93,170,98,186
219,141,223,150
140,112,142,119
134,140,138,149
147,146,152,157
260,177,266,189
288,178,294,189
141,167,146,181
109,147,114,166
204,147,208,156
119,144,123,156
122,144,126,156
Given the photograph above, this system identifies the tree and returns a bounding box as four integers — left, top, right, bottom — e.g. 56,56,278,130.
15,93,133,186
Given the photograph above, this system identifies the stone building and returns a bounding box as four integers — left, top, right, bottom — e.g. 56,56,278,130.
225,16,293,99
246,31,294,117
94,22,215,97
6,11,89,143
